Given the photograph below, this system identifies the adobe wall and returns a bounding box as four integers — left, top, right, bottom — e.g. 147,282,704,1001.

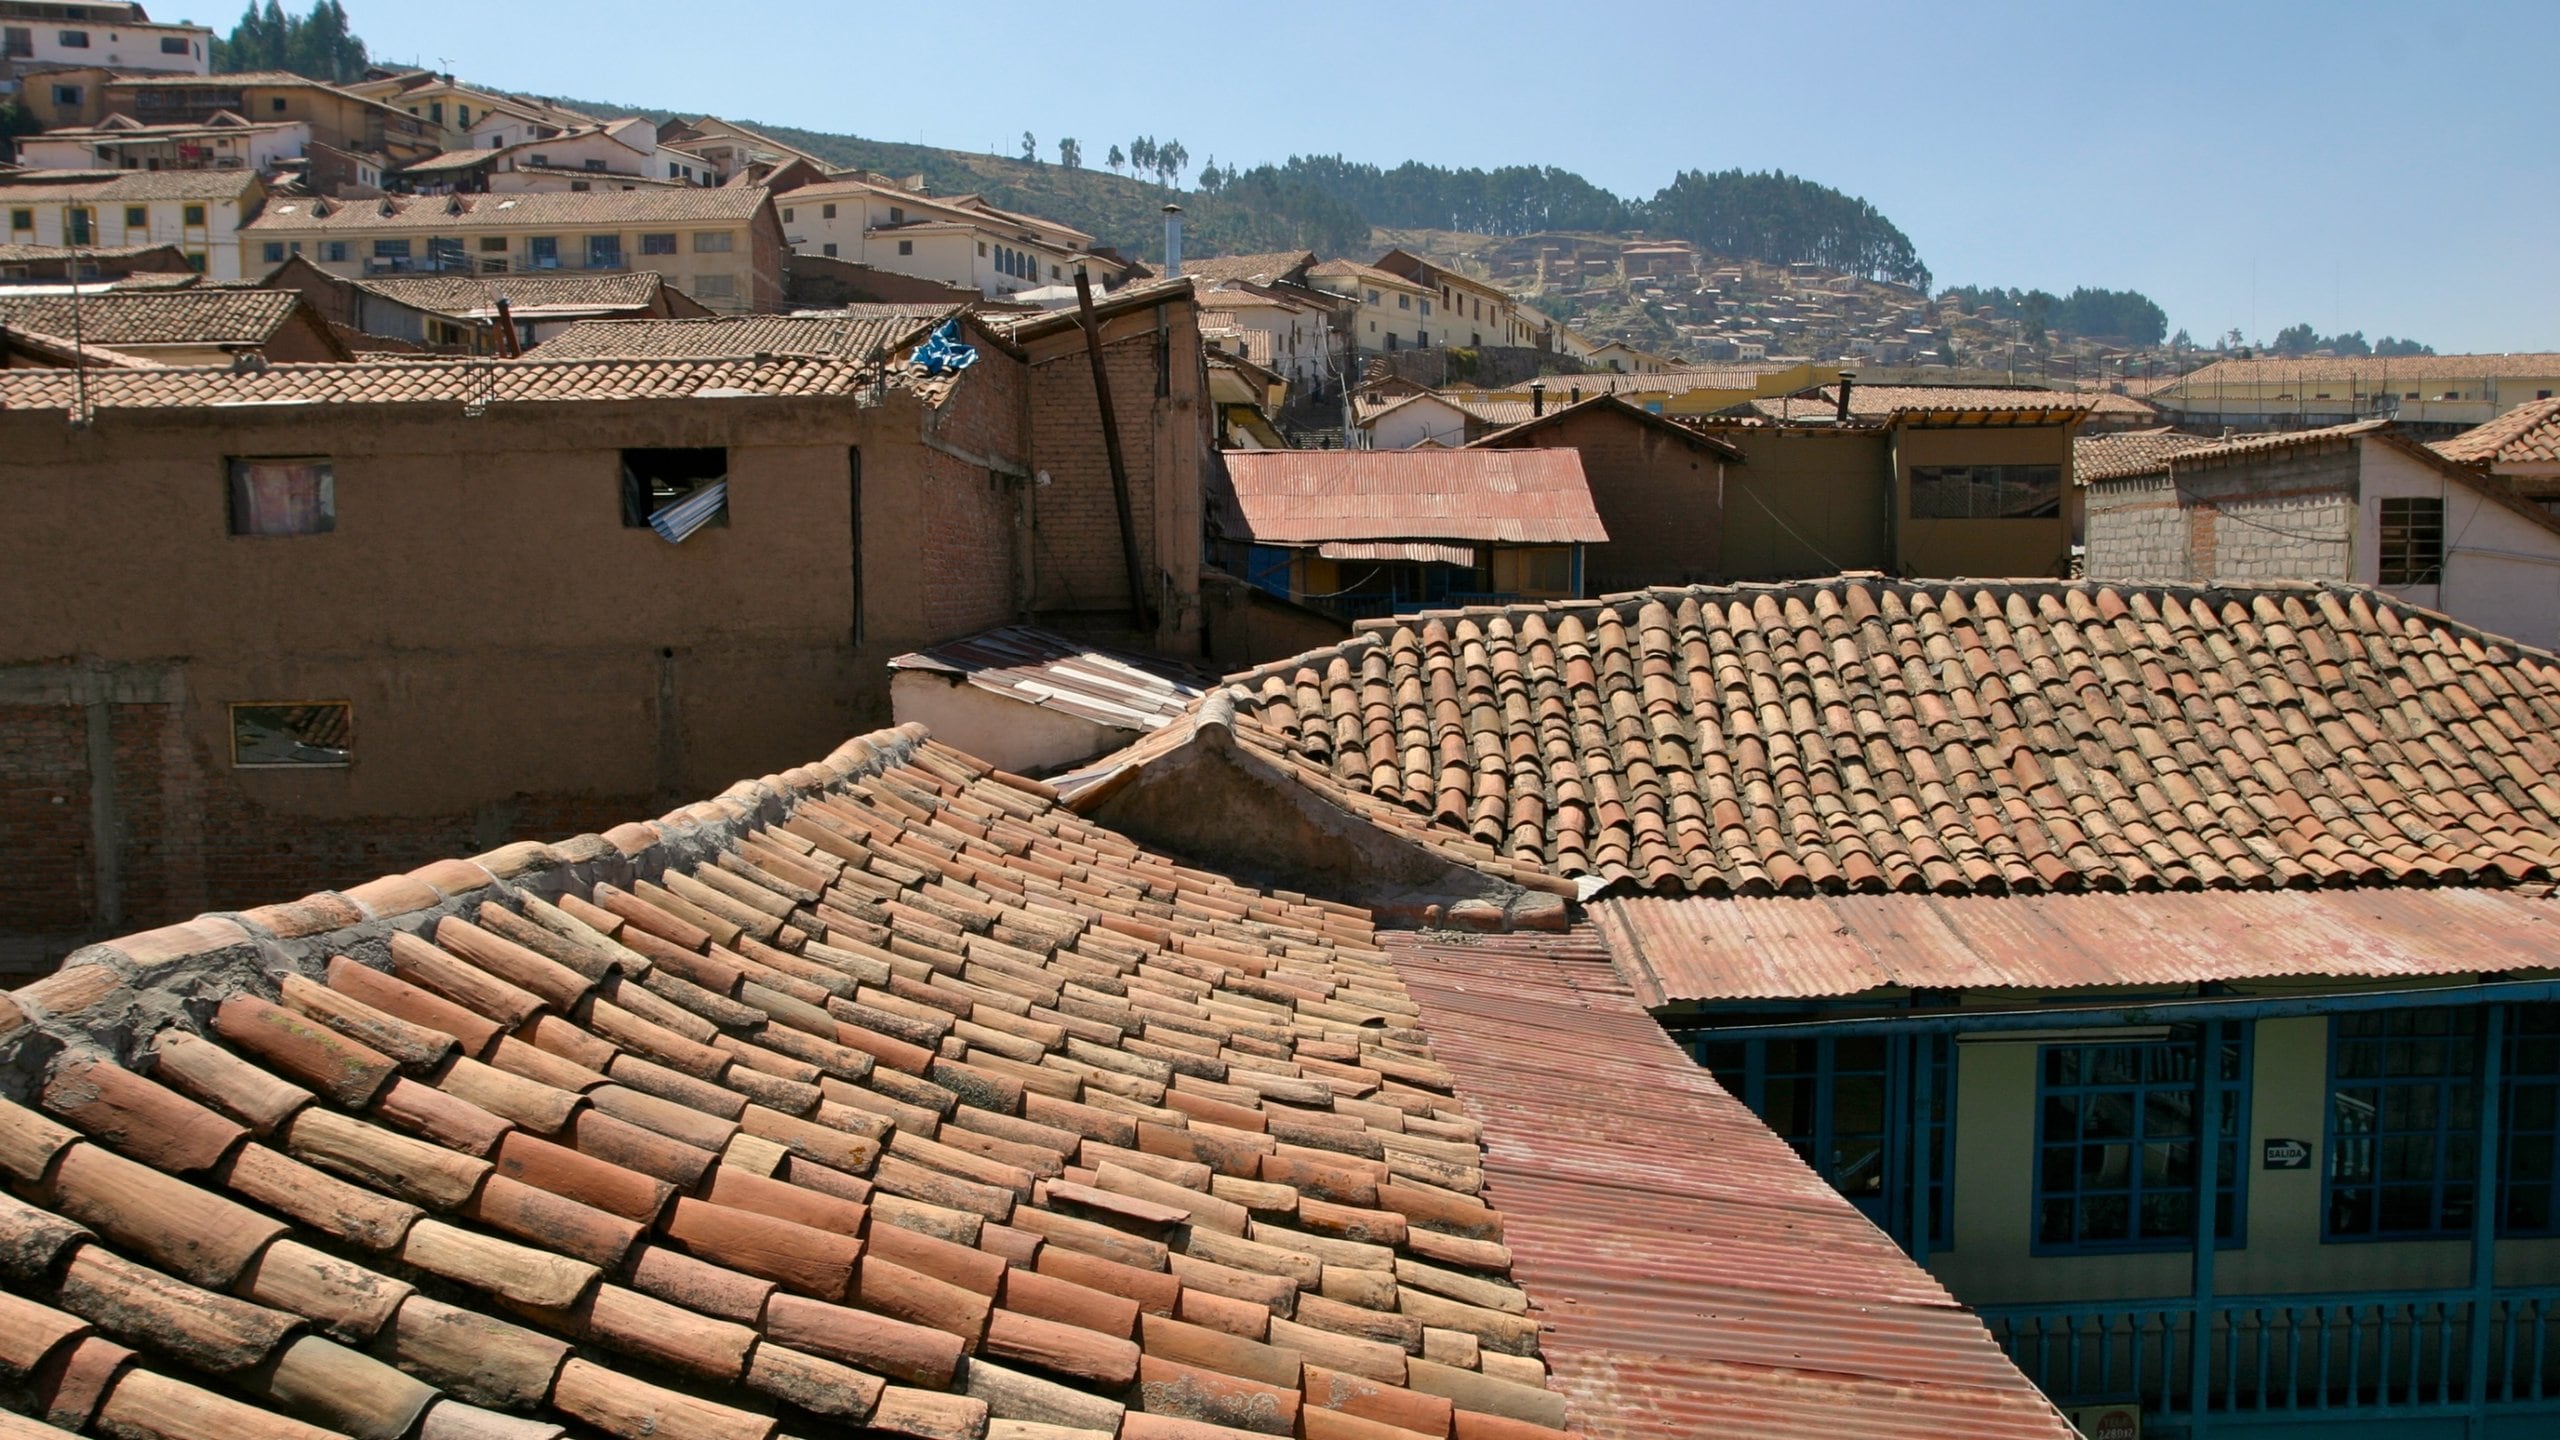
1524,409,1726,595
1715,428,1892,580
1893,424,2078,580
0,378,1018,968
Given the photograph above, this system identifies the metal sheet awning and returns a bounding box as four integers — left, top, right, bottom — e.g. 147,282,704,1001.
1315,540,1481,567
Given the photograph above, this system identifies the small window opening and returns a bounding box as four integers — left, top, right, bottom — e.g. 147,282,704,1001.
228,457,334,535
621,447,729,539
230,702,352,768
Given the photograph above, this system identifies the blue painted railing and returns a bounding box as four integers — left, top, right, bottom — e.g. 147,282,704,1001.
1980,1286,2560,1420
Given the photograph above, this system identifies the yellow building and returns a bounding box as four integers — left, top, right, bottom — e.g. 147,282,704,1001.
2153,352,2560,431
1308,259,1437,354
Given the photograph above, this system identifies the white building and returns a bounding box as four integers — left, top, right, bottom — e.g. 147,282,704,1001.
0,1,208,74
1197,284,1338,392
775,176,1114,299
398,118,714,195
0,169,262,278
14,112,307,176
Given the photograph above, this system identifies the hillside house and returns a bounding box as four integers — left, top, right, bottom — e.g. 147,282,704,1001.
0,0,208,72
1309,259,1436,354
0,169,263,278
263,259,715,353
1373,248,1546,350
776,176,1119,299
13,112,307,175
0,286,347,363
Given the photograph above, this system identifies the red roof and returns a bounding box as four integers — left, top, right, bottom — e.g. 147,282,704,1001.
1223,450,1607,546
1593,887,2560,1004
1389,929,2077,1440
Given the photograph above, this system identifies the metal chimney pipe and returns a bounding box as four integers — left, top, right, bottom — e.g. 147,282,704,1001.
1835,369,1855,424
1529,380,1545,417
1162,204,1183,280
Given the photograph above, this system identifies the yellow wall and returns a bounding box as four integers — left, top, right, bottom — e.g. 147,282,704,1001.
1716,427,1892,579
1892,424,2078,580
1930,1011,2560,1307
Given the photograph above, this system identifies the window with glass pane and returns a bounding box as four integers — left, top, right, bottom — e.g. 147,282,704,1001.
1698,1033,1953,1249
2036,1033,2247,1253
2501,1004,2560,1237
587,235,623,268
226,458,334,536
1910,465,2063,520
2326,1008,2479,1239
2378,497,2444,586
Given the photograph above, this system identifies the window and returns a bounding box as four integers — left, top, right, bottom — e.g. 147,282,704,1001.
230,703,352,769
124,205,147,228
569,181,591,193
183,205,205,227
640,233,678,256
977,242,987,256
271,98,286,114
1398,295,1411,310
1910,465,2063,520
161,35,190,54
888,206,904,224
621,448,729,532
781,207,794,223
9,210,30,233
426,237,466,271
321,241,348,263
529,236,559,268
1050,265,1060,280
1700,1034,1954,1249
227,457,335,536
692,273,735,299
587,236,623,268
822,203,837,220
430,102,445,125
2328,1008,2487,1239
583,158,606,172
821,243,838,258
898,239,913,256
692,231,732,253
477,236,507,253
58,29,88,47
1420,299,1432,317
372,238,411,260
1365,288,1379,305
2,27,28,58
262,241,286,264
459,105,470,126
53,85,82,108
2377,496,2444,586
2035,1031,2248,1252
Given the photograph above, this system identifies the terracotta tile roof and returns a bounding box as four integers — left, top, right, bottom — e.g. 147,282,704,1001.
530,311,954,362
0,353,925,413
1390,929,2076,1439
1223,450,1608,547
2074,427,2218,482
0,170,259,203
2082,418,2390,478
246,187,771,232
1827,385,2096,419
2434,396,2560,467
1179,576,2560,897
1593,887,2560,1004
2168,352,2560,386
0,725,1594,1440
0,242,181,263
351,270,675,316
1178,252,1318,288
0,289,301,347
888,625,1212,734
1309,260,1429,294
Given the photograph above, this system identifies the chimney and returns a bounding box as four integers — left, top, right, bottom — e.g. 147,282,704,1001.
1835,369,1855,424
1161,204,1183,280
1529,380,1545,417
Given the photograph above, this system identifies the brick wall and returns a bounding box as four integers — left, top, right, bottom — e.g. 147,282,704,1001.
0,703,92,938
920,342,1027,638
2086,446,2357,584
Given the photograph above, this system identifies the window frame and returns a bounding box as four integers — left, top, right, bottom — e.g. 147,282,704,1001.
1699,1030,1956,1251
2326,1007,2483,1242
639,232,679,256
586,234,624,269
228,702,353,770
691,231,733,254
1910,464,2065,521
2033,1028,2251,1256
182,204,206,227
2505,1004,2560,1238
2377,495,2445,587
225,456,336,538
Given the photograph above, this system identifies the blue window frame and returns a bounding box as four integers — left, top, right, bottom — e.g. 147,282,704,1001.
2506,1004,2560,1237
2326,1008,2481,1240
2035,1029,2248,1254
1698,1032,1954,1250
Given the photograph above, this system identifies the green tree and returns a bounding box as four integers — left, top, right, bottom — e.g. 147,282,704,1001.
1157,139,1187,189
2272,323,2321,356
1129,136,1156,179
1106,143,1124,175
212,0,368,81
2375,336,2435,357
1021,131,1037,164
1057,137,1080,170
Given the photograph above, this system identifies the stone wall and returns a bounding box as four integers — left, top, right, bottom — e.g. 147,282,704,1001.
2085,444,2358,584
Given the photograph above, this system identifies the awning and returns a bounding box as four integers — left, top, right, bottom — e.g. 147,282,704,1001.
1315,540,1480,567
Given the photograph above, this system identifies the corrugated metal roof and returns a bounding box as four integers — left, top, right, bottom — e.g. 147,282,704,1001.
886,623,1209,733
1592,888,2560,1005
1223,449,1607,545
1316,540,1480,566
1388,929,2077,1440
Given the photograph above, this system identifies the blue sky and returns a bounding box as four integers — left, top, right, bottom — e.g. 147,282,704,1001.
344,0,2557,353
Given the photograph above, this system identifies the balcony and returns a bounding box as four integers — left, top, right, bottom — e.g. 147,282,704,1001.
1982,1285,2560,1431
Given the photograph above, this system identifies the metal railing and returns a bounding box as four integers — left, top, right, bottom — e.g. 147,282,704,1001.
1981,1286,2560,1421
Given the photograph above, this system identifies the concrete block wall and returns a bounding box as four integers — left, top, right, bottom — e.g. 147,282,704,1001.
2086,446,2357,584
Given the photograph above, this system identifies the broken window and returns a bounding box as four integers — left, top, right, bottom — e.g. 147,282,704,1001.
230,703,352,768
2378,497,2444,586
621,448,729,540
227,458,334,536
1910,465,2062,520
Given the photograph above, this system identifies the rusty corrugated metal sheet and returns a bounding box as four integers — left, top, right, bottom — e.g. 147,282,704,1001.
1388,929,2078,1440
1592,888,2560,1005
1223,448,1607,545
1315,540,1480,567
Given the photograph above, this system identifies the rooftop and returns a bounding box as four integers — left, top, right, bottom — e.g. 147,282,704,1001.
2162,352,2560,386
247,187,772,232
2073,427,2219,483
0,351,936,414
530,310,960,362
2435,396,2560,468
0,722,2073,1439
350,270,681,318
1177,252,1319,288
888,626,1211,735
1162,576,2560,898
1221,450,1607,548
0,170,261,203
0,288,306,347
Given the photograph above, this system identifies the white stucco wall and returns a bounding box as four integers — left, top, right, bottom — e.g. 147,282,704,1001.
2359,442,2560,650
889,673,1134,776
1363,398,1473,450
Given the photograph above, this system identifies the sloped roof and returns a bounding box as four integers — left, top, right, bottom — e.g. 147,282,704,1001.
0,170,260,203
530,310,956,362
247,187,771,232
1223,450,1607,547
1467,392,1748,460
1167,576,2560,897
0,722,1933,1440
0,288,302,346
1825,385,2095,420
1178,252,1318,288
2435,396,2560,467
351,271,674,317
2074,427,2218,482
2082,418,2388,477
888,626,1211,734
0,352,936,413
1391,929,2076,1438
